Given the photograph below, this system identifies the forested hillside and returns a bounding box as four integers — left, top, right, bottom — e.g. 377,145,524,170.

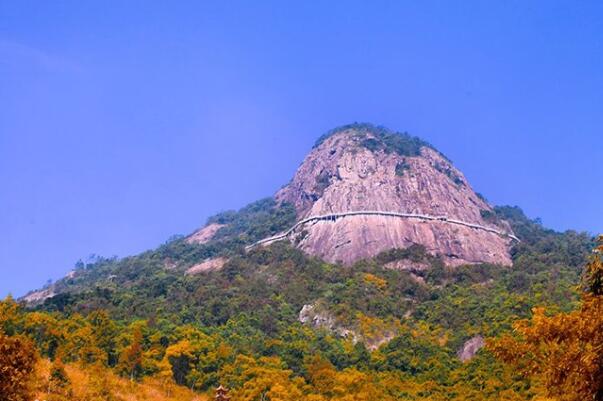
1,198,595,401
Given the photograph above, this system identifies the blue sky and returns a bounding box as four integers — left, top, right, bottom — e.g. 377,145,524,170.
1,1,602,297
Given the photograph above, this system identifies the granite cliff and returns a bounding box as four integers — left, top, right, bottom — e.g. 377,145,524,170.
273,124,514,266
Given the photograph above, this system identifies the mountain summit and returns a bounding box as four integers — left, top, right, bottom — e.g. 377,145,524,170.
271,123,515,266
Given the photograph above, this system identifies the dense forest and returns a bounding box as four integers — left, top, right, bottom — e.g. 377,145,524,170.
1,199,598,401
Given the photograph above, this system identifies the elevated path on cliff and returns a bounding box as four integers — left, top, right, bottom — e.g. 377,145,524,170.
245,210,520,251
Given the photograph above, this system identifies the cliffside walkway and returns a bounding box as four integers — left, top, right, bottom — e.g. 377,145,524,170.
245,210,520,251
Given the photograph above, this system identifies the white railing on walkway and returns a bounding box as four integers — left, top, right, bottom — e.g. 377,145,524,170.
245,210,520,251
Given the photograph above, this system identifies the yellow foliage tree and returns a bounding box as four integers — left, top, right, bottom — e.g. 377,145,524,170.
0,332,38,401
84,362,122,401
118,325,144,380
46,350,73,401
489,235,603,401
305,355,337,398
223,355,304,401
331,367,394,401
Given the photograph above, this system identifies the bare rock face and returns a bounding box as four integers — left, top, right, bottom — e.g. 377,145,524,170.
299,303,398,350
457,335,485,362
299,304,359,342
23,287,55,304
187,223,225,244
185,257,226,274
276,126,513,266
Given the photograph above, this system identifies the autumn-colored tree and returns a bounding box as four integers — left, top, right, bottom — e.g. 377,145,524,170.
85,363,122,401
23,311,62,359
162,339,196,385
157,356,177,397
489,235,603,401
0,332,38,401
584,235,603,296
118,325,144,380
331,367,393,401
88,310,118,365
0,296,20,334
158,326,222,389
305,355,337,398
47,349,72,401
72,324,107,365
225,355,304,401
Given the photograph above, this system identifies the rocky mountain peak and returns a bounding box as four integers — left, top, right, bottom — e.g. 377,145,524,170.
275,124,514,266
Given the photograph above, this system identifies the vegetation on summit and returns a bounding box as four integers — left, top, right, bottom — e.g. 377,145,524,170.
313,123,434,158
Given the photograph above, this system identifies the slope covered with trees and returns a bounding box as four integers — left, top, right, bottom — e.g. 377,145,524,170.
489,235,603,401
2,125,594,400
2,198,595,400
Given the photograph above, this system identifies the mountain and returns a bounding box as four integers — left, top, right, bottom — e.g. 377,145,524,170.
187,123,515,267
12,123,595,401
25,123,592,332
25,123,589,312
23,124,591,320
273,123,514,266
